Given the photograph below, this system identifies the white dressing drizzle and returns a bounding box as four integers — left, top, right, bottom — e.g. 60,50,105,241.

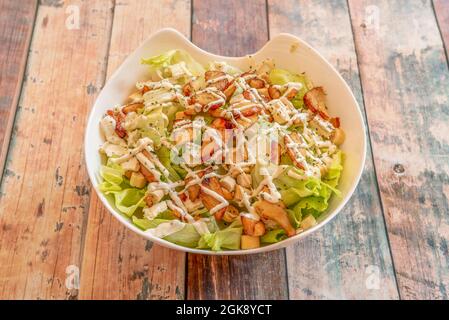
147,220,185,238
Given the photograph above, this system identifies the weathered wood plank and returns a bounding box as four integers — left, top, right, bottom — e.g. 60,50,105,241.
0,0,113,299
434,0,449,60
349,0,449,299
191,0,269,57
0,0,37,178
268,0,399,300
187,0,289,300
79,0,190,300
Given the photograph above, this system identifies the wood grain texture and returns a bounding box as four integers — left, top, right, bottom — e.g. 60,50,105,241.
78,0,190,300
192,0,269,57
349,0,449,299
268,0,399,300
188,0,288,300
433,0,449,60
0,0,113,299
0,0,37,179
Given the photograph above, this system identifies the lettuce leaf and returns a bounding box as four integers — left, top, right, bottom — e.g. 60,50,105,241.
99,163,146,217
275,151,344,227
274,168,322,207
155,145,184,181
197,219,242,251
325,151,344,183
269,69,312,109
132,217,201,248
261,229,287,244
142,49,205,78
100,164,124,185
111,188,146,217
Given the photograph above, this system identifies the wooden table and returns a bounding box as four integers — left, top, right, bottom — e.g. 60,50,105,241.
0,0,448,300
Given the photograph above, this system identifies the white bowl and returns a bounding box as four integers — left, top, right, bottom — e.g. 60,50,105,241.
84,28,366,255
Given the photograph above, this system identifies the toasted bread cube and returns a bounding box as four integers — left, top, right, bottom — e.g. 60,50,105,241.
331,128,345,146
130,171,146,188
300,215,317,230
241,235,260,249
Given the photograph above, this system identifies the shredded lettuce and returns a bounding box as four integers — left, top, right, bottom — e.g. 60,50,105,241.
197,219,243,251
269,69,313,108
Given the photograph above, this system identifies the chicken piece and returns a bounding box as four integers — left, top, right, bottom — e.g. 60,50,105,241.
205,70,229,91
223,82,236,100
242,216,266,236
247,78,265,89
186,177,201,201
175,111,191,121
254,200,295,237
330,117,340,128
220,176,236,192
223,205,240,223
303,87,329,118
144,189,165,208
256,58,275,81
211,117,226,129
242,90,252,100
184,106,197,116
309,115,335,139
192,91,218,106
236,114,258,129
106,110,127,138
124,170,132,179
128,91,144,103
257,87,270,100
141,85,150,94
284,86,299,100
182,82,193,96
208,108,224,118
268,85,281,99
173,126,193,145
140,164,156,182
221,188,233,200
122,103,144,114
284,133,306,170
200,176,228,220
234,185,245,202
238,106,261,118
236,173,252,188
